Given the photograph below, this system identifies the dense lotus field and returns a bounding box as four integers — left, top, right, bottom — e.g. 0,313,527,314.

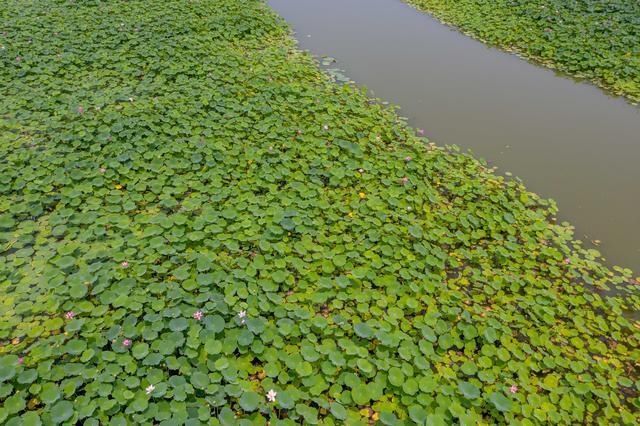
406,0,640,103
0,0,639,424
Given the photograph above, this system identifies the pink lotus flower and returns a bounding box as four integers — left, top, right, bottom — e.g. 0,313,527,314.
401,177,409,185
121,261,129,268
405,156,412,162
77,106,84,114
417,129,424,135
123,339,132,347
266,389,277,402
563,258,571,265
193,310,204,321
509,385,518,394
17,357,24,365
65,311,75,320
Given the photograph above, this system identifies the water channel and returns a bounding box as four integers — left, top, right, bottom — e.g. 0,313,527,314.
269,0,640,272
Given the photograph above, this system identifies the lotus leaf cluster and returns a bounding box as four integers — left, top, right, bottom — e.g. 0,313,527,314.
406,0,640,103
0,0,639,425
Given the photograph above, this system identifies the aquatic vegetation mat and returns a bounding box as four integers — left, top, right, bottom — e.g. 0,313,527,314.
406,0,640,103
1,0,639,424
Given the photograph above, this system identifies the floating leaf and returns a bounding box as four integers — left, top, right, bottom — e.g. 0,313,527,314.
489,392,513,412
354,322,373,339
330,402,347,419
50,400,74,423
458,381,480,399
169,318,188,331
388,367,405,387
239,392,261,412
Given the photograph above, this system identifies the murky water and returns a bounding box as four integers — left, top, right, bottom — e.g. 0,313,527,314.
269,0,640,272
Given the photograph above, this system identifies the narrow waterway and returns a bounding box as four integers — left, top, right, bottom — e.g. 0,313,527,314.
269,0,640,272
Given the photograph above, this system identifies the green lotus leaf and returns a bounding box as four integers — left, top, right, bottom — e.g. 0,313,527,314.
65,339,87,355
40,383,61,405
483,328,498,343
50,400,74,423
214,358,229,371
277,390,296,409
129,397,148,413
55,256,76,269
458,381,481,399
239,391,261,412
388,367,405,387
246,317,265,334
20,412,42,426
438,333,454,350
408,405,428,423
460,361,477,375
296,404,319,424
132,343,149,360
408,225,423,238
208,315,226,333
204,337,222,354
0,214,15,229
351,383,370,405
0,357,18,382
488,392,513,412
380,411,399,425
277,318,295,336
4,394,25,414
17,369,38,384
330,402,347,419
354,322,373,339
191,371,209,389
356,358,374,374
169,318,188,331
